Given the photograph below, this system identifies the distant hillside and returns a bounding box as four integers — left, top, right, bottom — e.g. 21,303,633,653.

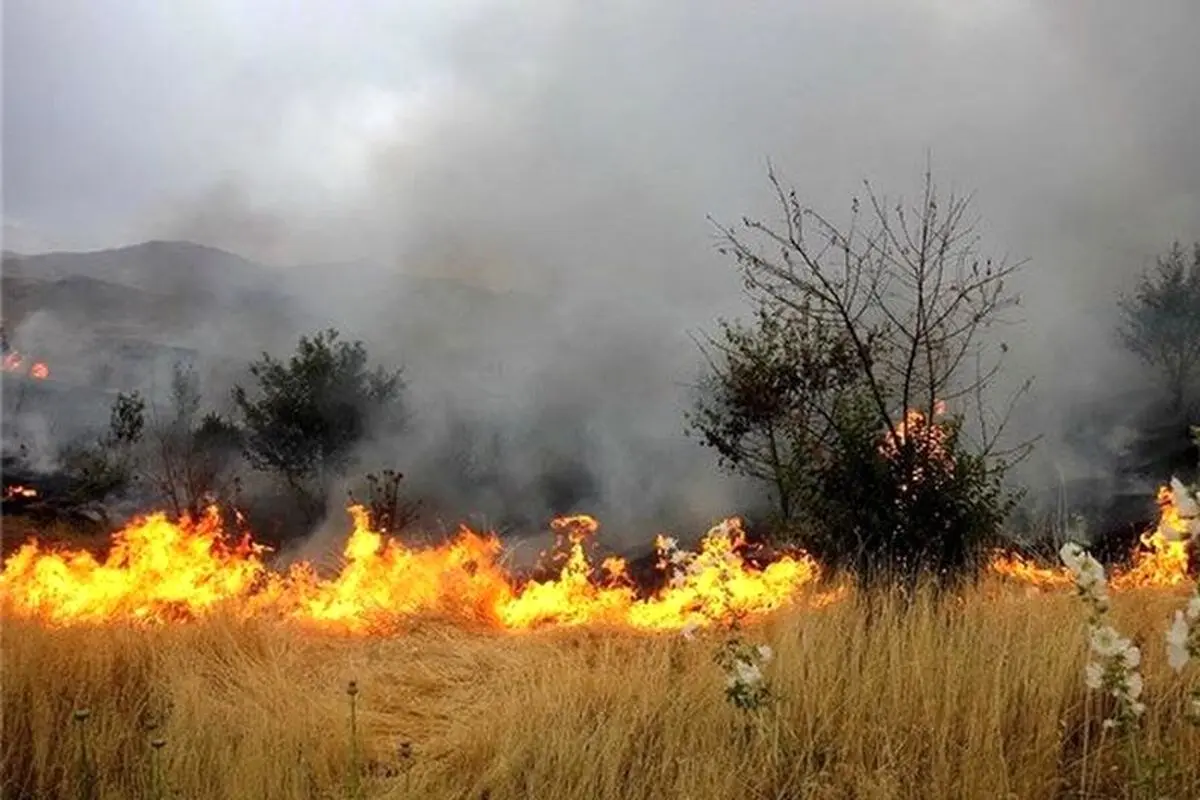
3,240,275,297
0,240,541,387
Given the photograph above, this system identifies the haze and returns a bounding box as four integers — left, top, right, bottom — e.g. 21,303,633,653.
4,0,1199,543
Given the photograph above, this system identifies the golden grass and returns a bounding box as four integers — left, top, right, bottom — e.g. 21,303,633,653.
3,583,1199,799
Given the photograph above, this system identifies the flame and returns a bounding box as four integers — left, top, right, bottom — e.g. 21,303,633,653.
3,459,1192,632
0,507,269,625
1110,484,1193,589
988,482,1194,590
0,507,825,633
986,552,1075,590
1,350,50,379
879,401,952,492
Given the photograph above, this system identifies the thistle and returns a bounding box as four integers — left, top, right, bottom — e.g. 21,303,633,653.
347,680,362,799
149,736,167,800
73,707,97,800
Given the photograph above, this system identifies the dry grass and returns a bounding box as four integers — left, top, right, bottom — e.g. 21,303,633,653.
2,583,1199,800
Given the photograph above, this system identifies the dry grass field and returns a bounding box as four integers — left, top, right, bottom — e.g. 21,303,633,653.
4,582,1199,800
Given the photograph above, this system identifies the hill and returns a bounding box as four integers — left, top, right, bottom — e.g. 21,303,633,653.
1,240,537,392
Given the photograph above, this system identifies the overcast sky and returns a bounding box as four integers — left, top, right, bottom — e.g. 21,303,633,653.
4,0,1200,523
5,1,1196,283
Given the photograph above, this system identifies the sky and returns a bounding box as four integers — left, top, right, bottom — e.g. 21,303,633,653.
4,0,1200,535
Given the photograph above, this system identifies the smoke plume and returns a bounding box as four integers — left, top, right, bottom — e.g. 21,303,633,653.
4,0,1199,543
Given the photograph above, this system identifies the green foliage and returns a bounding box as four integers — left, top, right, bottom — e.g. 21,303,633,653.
232,329,403,520
687,303,860,525
1117,241,1200,412
60,390,147,505
712,637,772,713
109,391,147,446
692,166,1027,587
1114,243,1200,486
806,391,1017,587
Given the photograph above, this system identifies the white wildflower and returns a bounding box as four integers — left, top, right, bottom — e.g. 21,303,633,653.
732,658,763,686
1123,671,1144,702
1059,542,1085,573
659,536,678,553
1102,718,1117,730
1166,611,1191,672
670,549,691,566
1187,595,1200,623
1120,644,1141,669
1062,540,1147,731
1170,477,1200,518
1089,625,1124,658
680,619,700,641
757,644,773,663
1075,557,1106,591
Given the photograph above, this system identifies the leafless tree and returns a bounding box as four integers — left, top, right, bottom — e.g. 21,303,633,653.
712,162,1033,466
692,164,1035,584
144,363,240,519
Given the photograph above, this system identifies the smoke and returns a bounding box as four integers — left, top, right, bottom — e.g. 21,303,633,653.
5,0,1200,542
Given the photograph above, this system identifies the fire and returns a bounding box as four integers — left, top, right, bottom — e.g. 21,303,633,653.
987,552,1075,590
3,457,1192,631
0,350,49,379
1110,484,1193,589
879,400,952,492
988,481,1195,590
0,507,825,633
0,507,269,625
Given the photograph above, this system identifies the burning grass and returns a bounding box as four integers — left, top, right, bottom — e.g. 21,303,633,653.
2,584,1198,799
0,508,827,633
2,481,1198,797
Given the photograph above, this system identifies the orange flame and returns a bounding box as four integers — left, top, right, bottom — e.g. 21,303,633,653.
1110,484,1193,589
0,507,825,633
986,552,1075,590
988,482,1194,590
879,401,952,492
1,350,49,379
3,485,39,500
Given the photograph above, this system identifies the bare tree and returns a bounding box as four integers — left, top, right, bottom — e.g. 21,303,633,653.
712,163,1032,466
694,163,1034,585
145,363,241,519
